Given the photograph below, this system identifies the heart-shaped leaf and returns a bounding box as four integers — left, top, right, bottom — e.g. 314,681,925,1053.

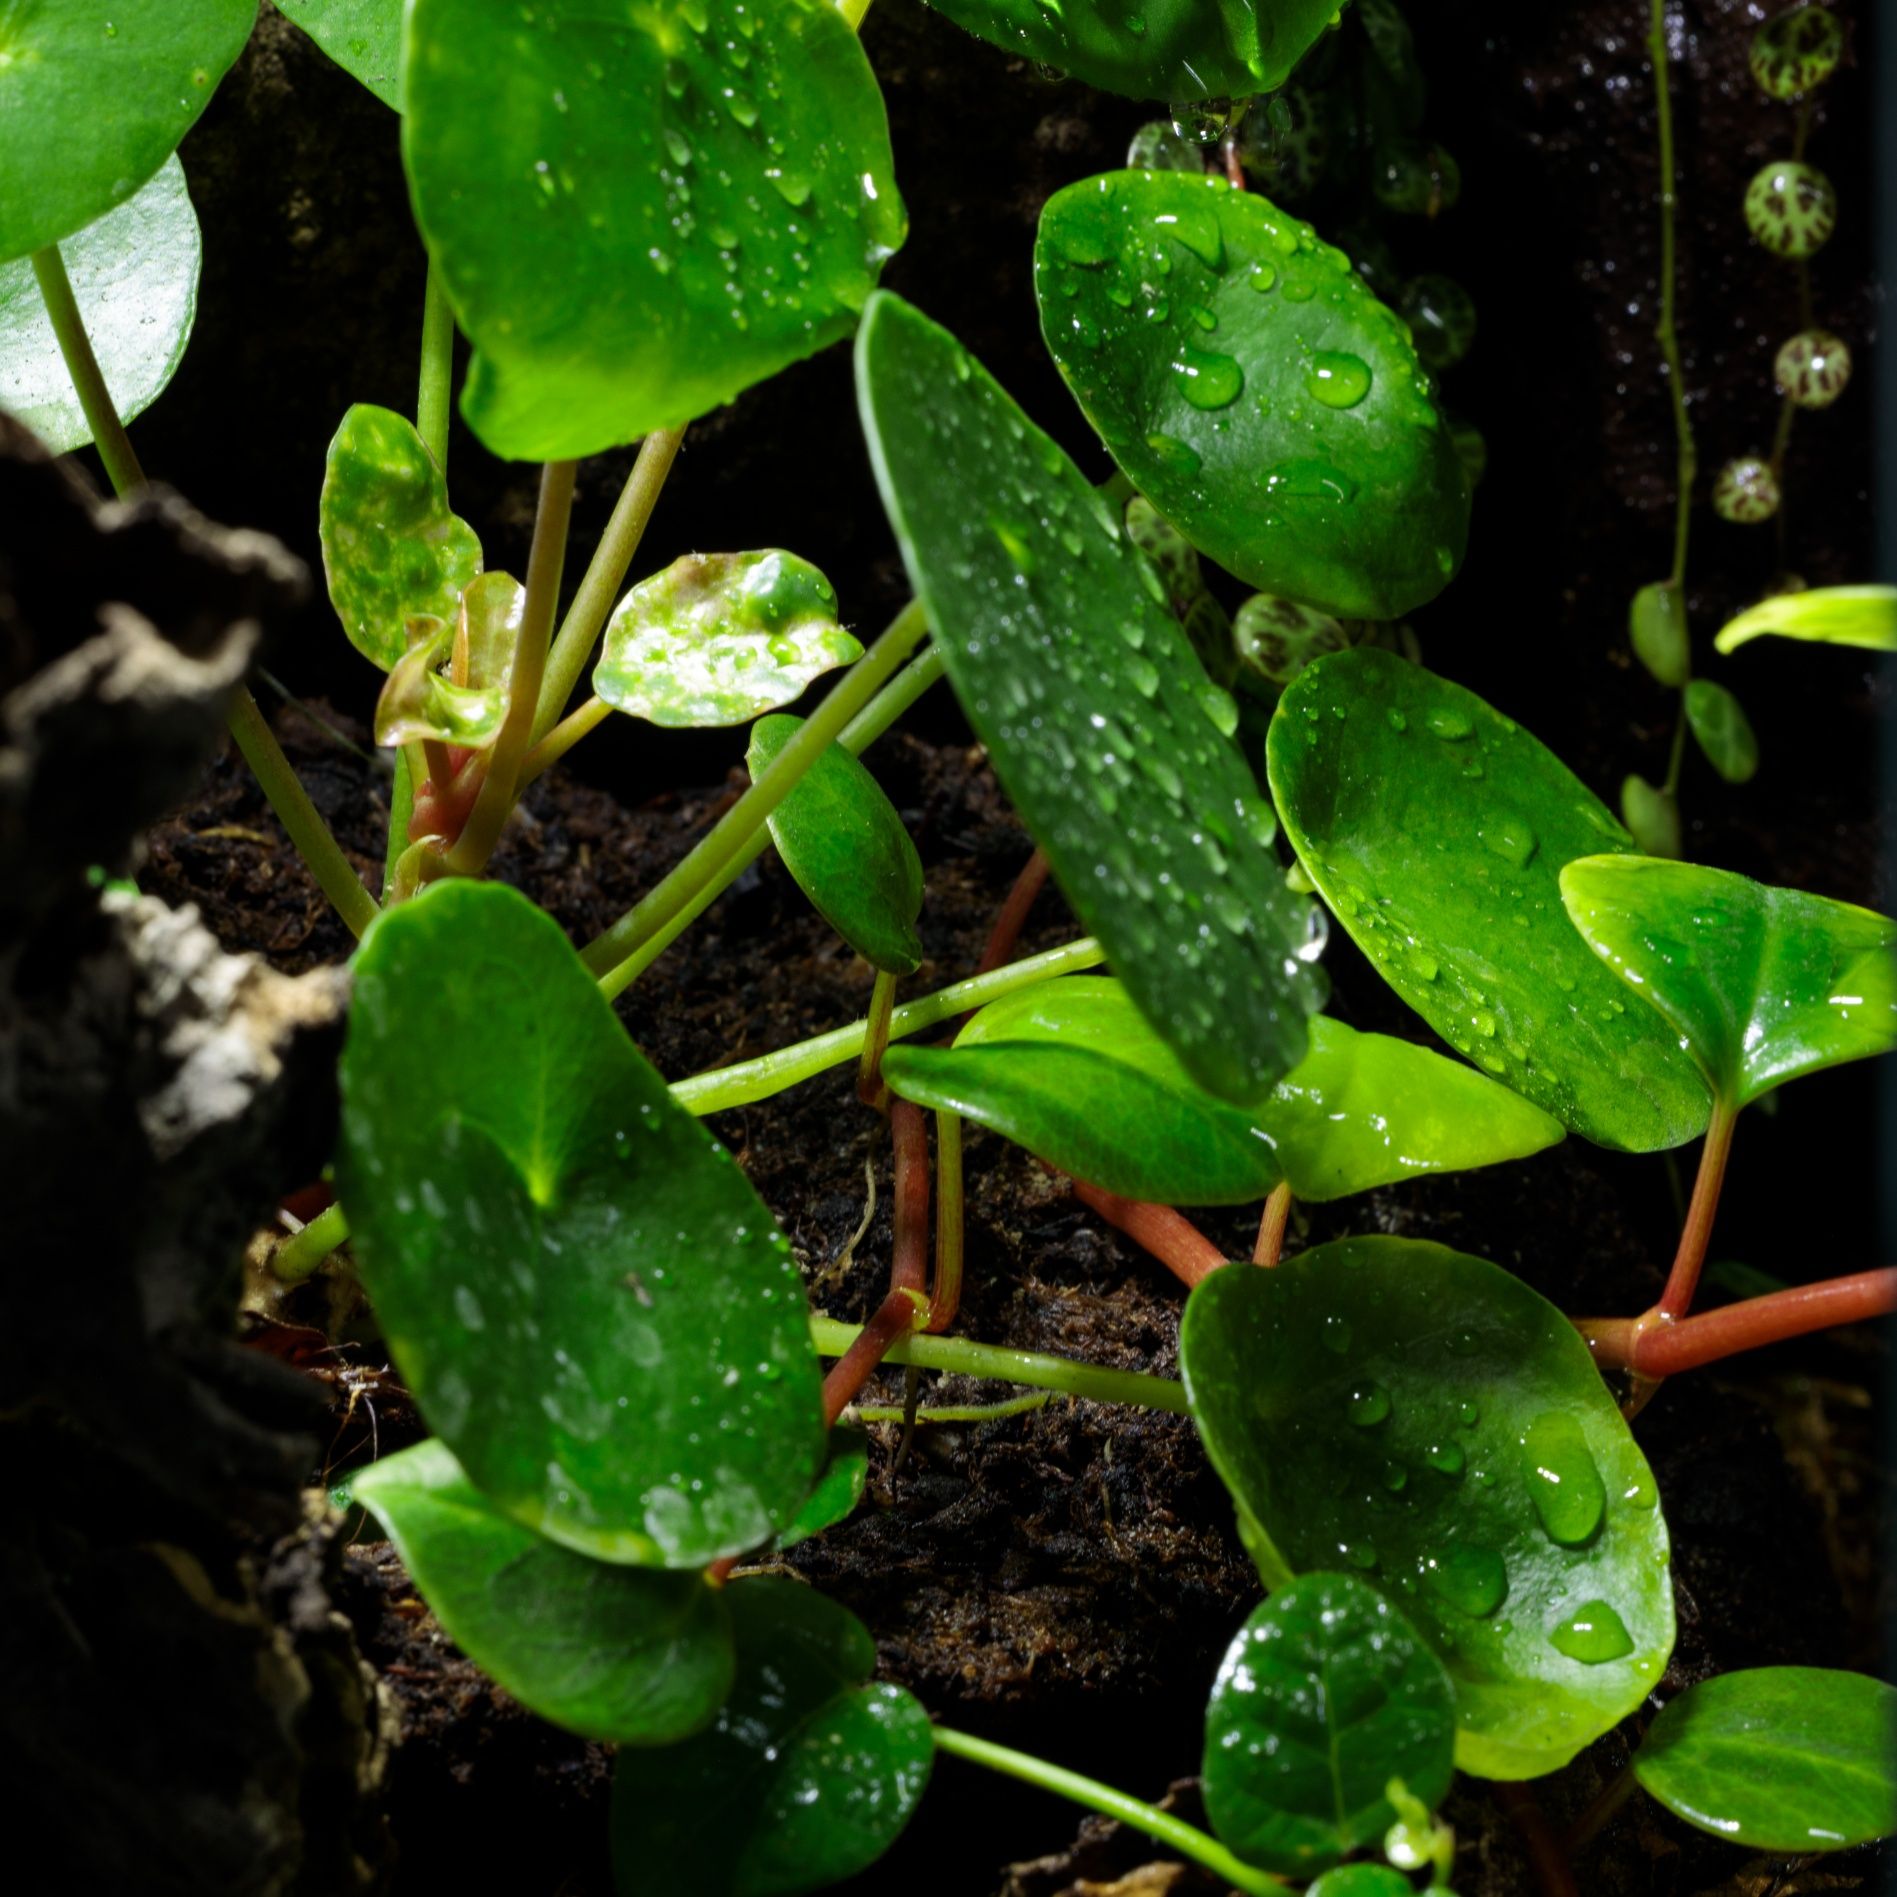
1715,584,1897,655
1683,679,1758,784
337,880,827,1567
597,552,862,729
776,1427,870,1551
1267,647,1711,1152
610,1578,933,1897
0,156,200,454
0,0,255,264
1202,1572,1455,1876
1559,856,1897,1109
1035,172,1469,621
747,713,922,974
857,289,1324,1105
921,0,1340,103
1631,1667,1897,1852
1181,1237,1675,1780
403,0,905,461
353,1439,734,1744
276,0,402,109
320,402,482,671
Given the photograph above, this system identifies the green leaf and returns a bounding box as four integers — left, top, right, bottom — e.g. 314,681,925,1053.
1202,1572,1455,1876
1266,647,1711,1152
776,1428,870,1551
1714,583,1897,655
1181,1237,1675,1780
319,403,482,672
337,880,826,1567
1233,594,1350,700
1683,679,1759,784
0,0,255,264
403,0,904,461
1035,172,1469,621
1559,856,1897,1109
373,573,523,752
276,0,402,109
353,1439,734,1744
857,289,1323,1105
0,156,200,454
610,1578,933,1897
1629,581,1688,688
597,552,862,729
882,977,1561,1205
1632,1667,1897,1852
1619,773,1680,860
1306,1870,1416,1897
921,0,1340,102
747,713,922,974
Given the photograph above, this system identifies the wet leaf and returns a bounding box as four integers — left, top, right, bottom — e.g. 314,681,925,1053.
337,880,826,1567
403,0,904,461
353,1439,734,1744
1181,1237,1675,1780
597,552,861,729
610,1578,932,1897
1632,1668,1897,1851
857,289,1323,1105
0,0,254,264
0,157,200,454
373,573,522,752
1715,583,1897,655
276,0,403,109
1202,1572,1455,1876
1559,856,1897,1109
320,403,482,671
1267,647,1711,1152
747,713,922,974
1683,679,1758,784
776,1428,870,1551
1035,172,1469,620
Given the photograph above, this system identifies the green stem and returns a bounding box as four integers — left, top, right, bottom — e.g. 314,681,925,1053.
382,749,415,900
30,244,145,496
1648,0,1695,592
272,1202,352,1284
1659,704,1690,800
930,1729,1284,1894
858,968,899,1107
840,642,944,749
519,694,611,789
850,1390,1048,1426
417,261,455,468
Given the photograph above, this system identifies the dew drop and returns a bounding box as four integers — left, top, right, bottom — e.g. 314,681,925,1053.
1425,1439,1465,1476
1520,1412,1606,1546
1308,350,1372,409
1320,1314,1352,1355
1426,708,1474,740
1481,814,1539,868
1346,1380,1392,1427
1144,432,1203,475
1548,1600,1634,1664
1173,345,1244,410
1421,1545,1507,1617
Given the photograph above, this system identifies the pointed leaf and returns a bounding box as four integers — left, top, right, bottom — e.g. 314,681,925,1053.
1181,1237,1675,1779
337,881,827,1567
857,289,1323,1105
1714,583,1897,655
775,1427,870,1551
403,0,905,461
1683,678,1758,784
1036,172,1469,621
276,0,403,109
747,713,922,973
353,1439,734,1744
1559,856,1897,1109
1267,647,1711,1151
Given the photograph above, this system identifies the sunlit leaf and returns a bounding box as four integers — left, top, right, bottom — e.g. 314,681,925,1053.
1683,679,1758,784
1714,584,1897,655
277,0,403,109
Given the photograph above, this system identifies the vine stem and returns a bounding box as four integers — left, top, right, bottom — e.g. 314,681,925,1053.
1657,1096,1737,1320
1253,1182,1292,1267
928,1109,965,1332
519,695,611,789
857,968,900,1108
31,245,144,496
1648,0,1695,591
930,1728,1287,1895
272,1202,352,1284
850,1390,1047,1426
416,260,455,466
975,846,1051,978
1068,1179,1228,1288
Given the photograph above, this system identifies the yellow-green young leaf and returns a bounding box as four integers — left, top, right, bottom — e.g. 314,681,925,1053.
1714,584,1897,655
402,0,905,461
1559,856,1897,1109
373,573,522,752
775,1428,870,1552
596,552,862,728
1683,679,1758,784
276,0,403,109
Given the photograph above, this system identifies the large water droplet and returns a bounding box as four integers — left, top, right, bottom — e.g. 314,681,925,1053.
1346,1380,1392,1427
1548,1599,1634,1664
1481,813,1539,868
1320,1314,1352,1355
1308,350,1372,408
1426,708,1474,740
1422,1545,1507,1617
1520,1412,1606,1546
1145,432,1203,475
1173,346,1244,410
1155,197,1225,269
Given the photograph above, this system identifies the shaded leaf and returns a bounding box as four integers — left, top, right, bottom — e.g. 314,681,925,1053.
1619,773,1680,860
1234,593,1349,699
1715,583,1897,655
1683,678,1758,784
1628,581,1688,688
776,1428,870,1551
276,0,403,109
1306,1870,1417,1897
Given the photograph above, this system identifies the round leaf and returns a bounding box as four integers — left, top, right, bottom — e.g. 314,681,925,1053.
747,712,922,974
610,1578,933,1897
0,156,200,453
403,0,905,461
1628,581,1688,688
1683,678,1759,784
1181,1238,1675,1780
276,0,402,109
1559,856,1897,1109
1632,1667,1897,1852
856,289,1324,1105
1715,583,1897,655
0,0,255,264
1202,1572,1455,1876
597,552,862,729
1266,647,1711,1152
1036,172,1469,621
337,880,827,1567
353,1439,734,1745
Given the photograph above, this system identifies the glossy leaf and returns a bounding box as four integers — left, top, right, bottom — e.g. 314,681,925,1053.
921,0,1340,103
1267,647,1711,1152
276,0,402,109
610,1578,933,1897
1036,172,1469,621
1715,584,1897,655
1559,856,1897,1109
0,0,254,263
1683,679,1758,784
373,572,522,752
747,714,922,974
777,1428,870,1551
0,157,200,454
320,403,482,671
857,289,1323,1105
1202,1572,1455,1876
353,1439,733,1744
597,552,862,729
1181,1237,1675,1779
403,0,905,461
1632,1668,1897,1852
337,881,826,1567
1306,1870,1415,1897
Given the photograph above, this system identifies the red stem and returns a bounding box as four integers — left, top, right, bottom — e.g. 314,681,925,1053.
1068,1179,1227,1289
888,1100,930,1297
1253,1182,1292,1267
1494,1782,1580,1897
926,1109,964,1333
1657,1098,1737,1321
820,1285,929,1428
975,847,1052,978
1634,1268,1895,1378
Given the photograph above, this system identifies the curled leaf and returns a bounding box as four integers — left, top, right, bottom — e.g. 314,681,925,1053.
373,572,523,753
1714,583,1897,655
